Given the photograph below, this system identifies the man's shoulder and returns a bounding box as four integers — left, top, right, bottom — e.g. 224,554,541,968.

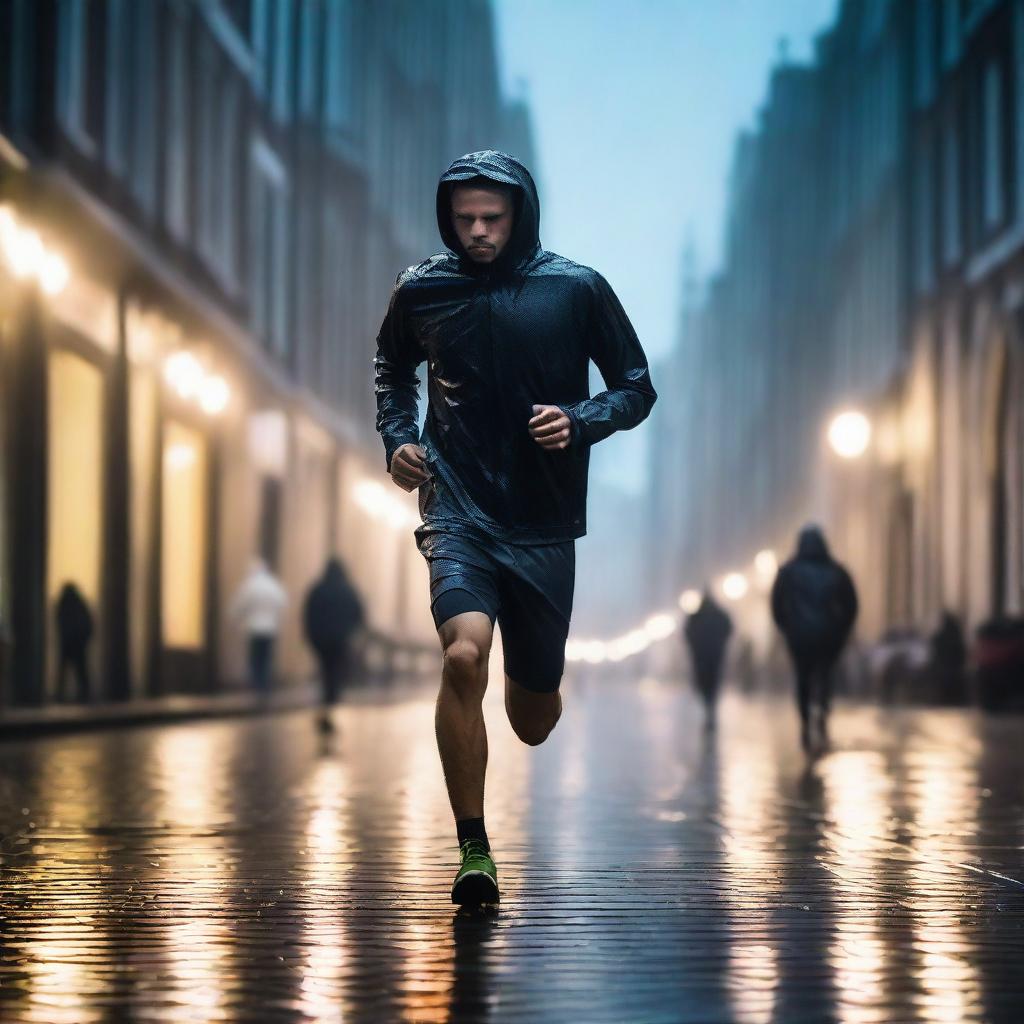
396,252,461,287
530,250,601,283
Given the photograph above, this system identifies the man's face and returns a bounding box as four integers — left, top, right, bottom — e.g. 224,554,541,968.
450,185,514,263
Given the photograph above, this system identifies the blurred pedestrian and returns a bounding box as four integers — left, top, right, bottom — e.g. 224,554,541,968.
55,582,93,703
303,557,366,734
771,526,858,751
230,557,288,696
928,610,967,705
683,590,733,730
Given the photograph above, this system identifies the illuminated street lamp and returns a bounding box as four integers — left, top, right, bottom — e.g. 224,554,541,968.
754,548,777,585
827,410,871,459
39,251,70,295
721,572,748,601
199,375,230,416
164,351,204,400
678,588,701,614
644,612,678,641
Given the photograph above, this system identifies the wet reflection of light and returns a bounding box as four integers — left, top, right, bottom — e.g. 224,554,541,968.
903,723,984,1024
150,727,234,1020
818,749,894,1024
388,701,458,1023
298,757,351,1022
718,742,780,1024
12,746,106,1023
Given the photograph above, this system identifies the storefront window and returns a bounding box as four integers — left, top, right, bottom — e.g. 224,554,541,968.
161,420,208,649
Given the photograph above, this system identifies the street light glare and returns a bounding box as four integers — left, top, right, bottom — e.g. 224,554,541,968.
721,572,749,601
754,548,777,582
39,252,69,295
678,588,701,614
199,375,230,415
828,410,871,459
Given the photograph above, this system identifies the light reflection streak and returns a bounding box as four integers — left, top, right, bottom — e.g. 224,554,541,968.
718,722,781,1024
298,756,351,1022
903,720,984,1023
11,745,106,1023
818,748,895,1024
149,727,234,1021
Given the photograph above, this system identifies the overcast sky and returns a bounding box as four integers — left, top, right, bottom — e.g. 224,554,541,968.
493,0,839,492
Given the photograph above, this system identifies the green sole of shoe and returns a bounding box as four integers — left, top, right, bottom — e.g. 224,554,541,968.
451,870,500,906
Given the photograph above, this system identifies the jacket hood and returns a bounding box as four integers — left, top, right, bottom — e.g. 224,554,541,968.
796,525,830,560
436,150,541,275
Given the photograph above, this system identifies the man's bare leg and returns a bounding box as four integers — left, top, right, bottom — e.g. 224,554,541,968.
436,611,494,819
505,674,562,746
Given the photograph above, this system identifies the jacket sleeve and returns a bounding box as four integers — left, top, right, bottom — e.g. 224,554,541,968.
562,271,657,447
373,271,424,470
770,572,787,629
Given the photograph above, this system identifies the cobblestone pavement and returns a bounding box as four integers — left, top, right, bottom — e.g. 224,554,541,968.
0,676,1023,1023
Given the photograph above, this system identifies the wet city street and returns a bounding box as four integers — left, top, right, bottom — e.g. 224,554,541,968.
1,675,1023,1023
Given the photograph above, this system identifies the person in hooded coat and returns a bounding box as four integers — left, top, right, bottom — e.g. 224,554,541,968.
374,150,656,905
683,590,733,730
55,582,94,703
771,526,858,751
302,557,365,734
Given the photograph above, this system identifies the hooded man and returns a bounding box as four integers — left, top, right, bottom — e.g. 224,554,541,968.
683,590,733,730
302,557,365,734
771,526,858,751
374,150,656,905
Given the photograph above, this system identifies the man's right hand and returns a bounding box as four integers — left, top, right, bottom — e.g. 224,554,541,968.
389,443,431,492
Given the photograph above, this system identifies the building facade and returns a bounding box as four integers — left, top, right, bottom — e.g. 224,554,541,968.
0,0,535,705
648,0,1024,651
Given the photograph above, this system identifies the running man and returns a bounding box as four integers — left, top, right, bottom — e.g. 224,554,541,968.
374,150,656,904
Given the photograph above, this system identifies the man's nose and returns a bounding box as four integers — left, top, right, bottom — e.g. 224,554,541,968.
472,220,488,236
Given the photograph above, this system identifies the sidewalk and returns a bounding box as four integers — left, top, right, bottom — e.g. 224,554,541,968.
0,683,322,738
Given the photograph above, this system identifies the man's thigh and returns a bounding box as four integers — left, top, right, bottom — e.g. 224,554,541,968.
437,606,496,657
496,561,573,694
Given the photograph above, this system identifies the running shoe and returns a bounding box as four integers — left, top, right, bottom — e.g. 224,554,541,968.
451,839,499,905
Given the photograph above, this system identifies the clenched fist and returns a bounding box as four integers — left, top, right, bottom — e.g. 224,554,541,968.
529,404,572,451
389,443,431,491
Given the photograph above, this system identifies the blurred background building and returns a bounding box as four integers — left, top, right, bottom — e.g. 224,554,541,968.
647,0,1024,666
0,0,535,706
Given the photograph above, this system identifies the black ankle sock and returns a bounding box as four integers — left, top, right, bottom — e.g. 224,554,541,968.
456,816,489,850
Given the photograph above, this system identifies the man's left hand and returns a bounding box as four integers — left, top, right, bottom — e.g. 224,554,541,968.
529,404,572,450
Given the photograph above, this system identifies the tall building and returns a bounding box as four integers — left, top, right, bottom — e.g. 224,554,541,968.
0,0,536,706
650,0,1024,649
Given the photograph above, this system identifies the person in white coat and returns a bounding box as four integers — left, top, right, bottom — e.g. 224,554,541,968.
230,557,288,695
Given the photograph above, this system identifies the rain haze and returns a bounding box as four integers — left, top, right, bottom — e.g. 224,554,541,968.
495,0,840,492
4,2,1024,1018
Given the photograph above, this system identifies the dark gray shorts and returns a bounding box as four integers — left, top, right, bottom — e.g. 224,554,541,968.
415,528,575,693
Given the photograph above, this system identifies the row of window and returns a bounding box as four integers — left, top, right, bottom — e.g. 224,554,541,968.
914,47,1016,293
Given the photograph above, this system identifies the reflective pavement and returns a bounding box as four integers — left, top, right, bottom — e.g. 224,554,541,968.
0,676,1022,1022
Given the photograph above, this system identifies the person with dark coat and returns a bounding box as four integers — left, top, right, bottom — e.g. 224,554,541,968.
302,557,365,734
929,610,967,705
374,149,656,906
683,591,733,730
55,582,93,703
771,526,858,751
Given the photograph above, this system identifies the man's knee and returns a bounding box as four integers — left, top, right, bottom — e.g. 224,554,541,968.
442,637,488,697
511,713,559,747
507,686,561,746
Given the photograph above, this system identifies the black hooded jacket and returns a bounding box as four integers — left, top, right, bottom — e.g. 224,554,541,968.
303,560,364,656
373,150,657,544
771,528,858,652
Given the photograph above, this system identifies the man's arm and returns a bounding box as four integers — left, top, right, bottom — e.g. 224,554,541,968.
373,271,424,471
561,271,657,447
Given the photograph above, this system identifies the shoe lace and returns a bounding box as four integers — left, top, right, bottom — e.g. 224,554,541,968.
459,838,490,862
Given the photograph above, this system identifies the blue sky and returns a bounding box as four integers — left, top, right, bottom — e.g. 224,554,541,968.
493,0,839,492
